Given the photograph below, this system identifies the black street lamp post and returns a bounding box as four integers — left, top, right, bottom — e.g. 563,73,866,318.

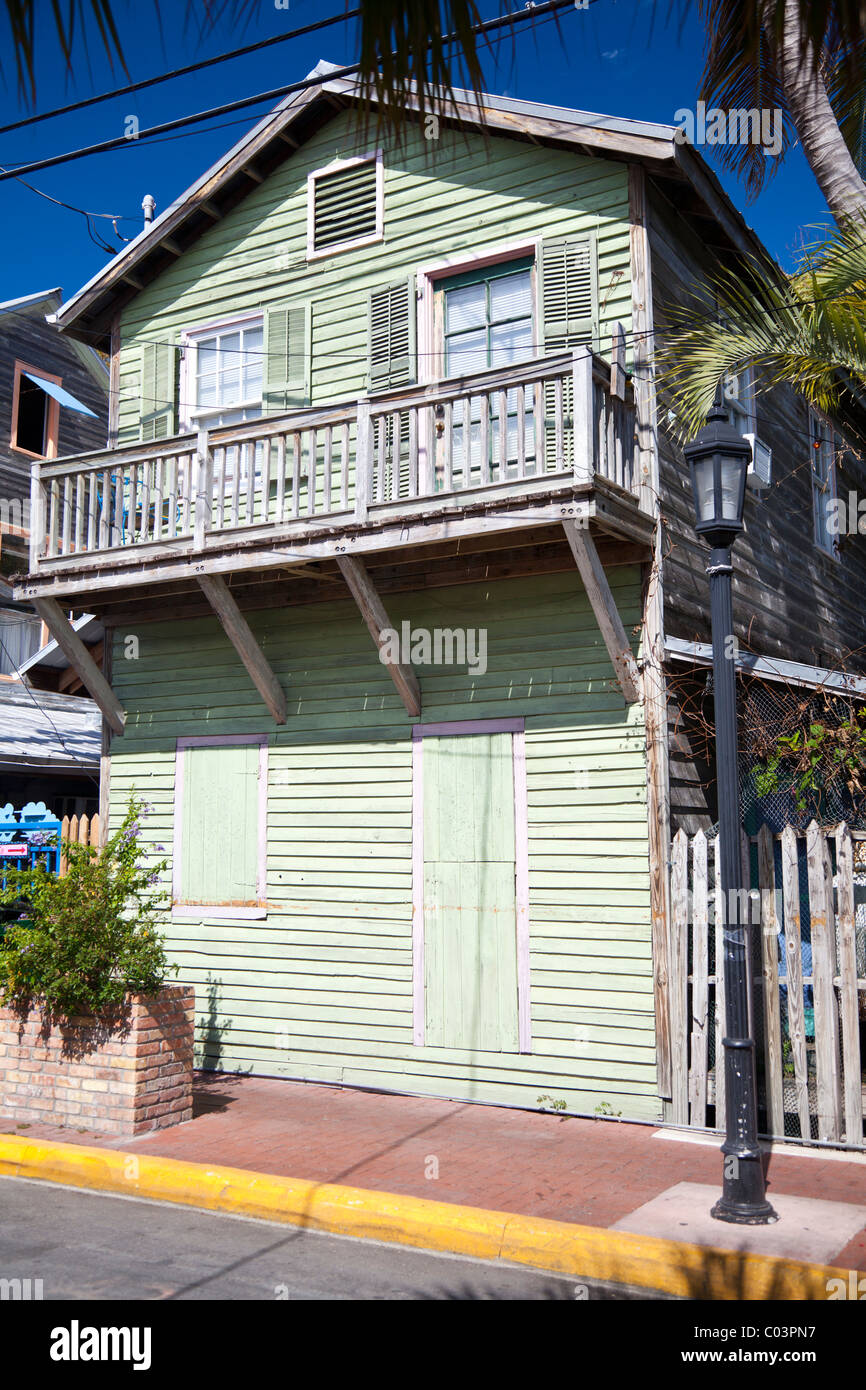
684,395,778,1226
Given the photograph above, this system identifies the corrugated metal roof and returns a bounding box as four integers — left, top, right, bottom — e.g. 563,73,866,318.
0,684,100,770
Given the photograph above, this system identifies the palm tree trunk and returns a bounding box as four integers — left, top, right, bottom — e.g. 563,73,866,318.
771,0,866,224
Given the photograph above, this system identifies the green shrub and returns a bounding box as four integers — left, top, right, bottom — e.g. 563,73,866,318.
0,797,175,1018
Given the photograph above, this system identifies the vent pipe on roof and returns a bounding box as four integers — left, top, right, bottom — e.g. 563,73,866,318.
142,194,156,229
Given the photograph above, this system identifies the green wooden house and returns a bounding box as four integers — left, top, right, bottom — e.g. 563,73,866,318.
18,64,866,1124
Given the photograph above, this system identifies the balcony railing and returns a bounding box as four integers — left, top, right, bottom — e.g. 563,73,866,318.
28,348,639,573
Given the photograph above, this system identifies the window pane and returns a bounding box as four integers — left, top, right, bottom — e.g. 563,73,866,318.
446,328,487,375
490,319,533,368
446,283,486,334
489,270,532,322
242,326,263,399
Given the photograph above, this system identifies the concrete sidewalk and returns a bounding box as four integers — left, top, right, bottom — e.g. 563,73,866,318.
3,1072,866,1279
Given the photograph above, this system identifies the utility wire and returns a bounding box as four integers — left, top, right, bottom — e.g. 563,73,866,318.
0,0,583,184
0,631,102,788
0,8,362,137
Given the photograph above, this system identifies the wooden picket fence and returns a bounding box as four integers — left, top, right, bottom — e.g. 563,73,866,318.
58,813,101,876
669,821,866,1148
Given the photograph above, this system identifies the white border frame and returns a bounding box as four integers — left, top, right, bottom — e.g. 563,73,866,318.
173,733,268,919
415,235,541,384
306,150,384,262
411,717,531,1053
178,310,264,432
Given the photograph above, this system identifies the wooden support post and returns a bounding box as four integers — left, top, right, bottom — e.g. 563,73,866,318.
32,599,126,736
610,322,627,401
99,629,113,848
196,574,287,724
355,399,372,523
29,463,46,571
630,160,673,1104
572,346,594,488
562,519,641,703
194,425,212,551
336,555,421,718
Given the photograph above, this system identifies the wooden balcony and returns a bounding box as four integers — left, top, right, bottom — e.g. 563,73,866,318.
17,348,653,604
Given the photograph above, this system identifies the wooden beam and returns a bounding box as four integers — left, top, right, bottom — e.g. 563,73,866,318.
562,520,641,703
630,160,673,1103
31,599,126,735
196,574,287,724
59,641,103,694
336,556,421,718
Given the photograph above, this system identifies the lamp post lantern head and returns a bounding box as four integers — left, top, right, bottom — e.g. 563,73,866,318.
684,395,751,549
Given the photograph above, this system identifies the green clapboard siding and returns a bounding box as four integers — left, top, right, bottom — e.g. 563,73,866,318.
181,742,259,903
423,733,518,1051
108,570,658,1119
115,109,632,443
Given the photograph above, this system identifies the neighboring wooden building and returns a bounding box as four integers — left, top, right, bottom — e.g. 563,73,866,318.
0,289,107,814
15,66,865,1121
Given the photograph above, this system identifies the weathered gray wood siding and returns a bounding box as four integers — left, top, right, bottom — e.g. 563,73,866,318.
648,182,866,831
0,306,108,516
108,570,659,1119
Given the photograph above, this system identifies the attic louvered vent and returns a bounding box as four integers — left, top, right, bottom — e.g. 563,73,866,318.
308,153,382,257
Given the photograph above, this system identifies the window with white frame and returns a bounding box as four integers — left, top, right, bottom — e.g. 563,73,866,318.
810,408,838,556
307,152,383,259
184,316,264,428
723,366,757,438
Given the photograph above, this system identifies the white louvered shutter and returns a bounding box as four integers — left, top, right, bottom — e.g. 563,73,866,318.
312,159,379,253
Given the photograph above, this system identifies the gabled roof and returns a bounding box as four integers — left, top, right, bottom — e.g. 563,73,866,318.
51,63,768,350
0,285,109,386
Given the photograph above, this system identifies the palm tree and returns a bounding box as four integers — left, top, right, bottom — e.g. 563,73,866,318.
655,222,866,436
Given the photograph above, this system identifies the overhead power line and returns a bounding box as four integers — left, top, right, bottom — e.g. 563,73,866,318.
0,6,362,137
0,0,583,185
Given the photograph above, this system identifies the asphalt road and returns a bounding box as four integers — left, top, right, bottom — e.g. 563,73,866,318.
0,1176,661,1301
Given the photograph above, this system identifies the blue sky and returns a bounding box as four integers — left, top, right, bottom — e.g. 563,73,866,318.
0,0,832,306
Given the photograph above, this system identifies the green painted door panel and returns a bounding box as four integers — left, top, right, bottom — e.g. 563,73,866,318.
181,743,260,904
423,733,519,1051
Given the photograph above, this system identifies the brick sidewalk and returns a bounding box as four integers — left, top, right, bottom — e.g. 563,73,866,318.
4,1072,866,1269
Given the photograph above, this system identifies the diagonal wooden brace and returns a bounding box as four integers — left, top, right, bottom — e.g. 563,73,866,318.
32,598,126,736
336,555,421,718
197,574,287,724
562,519,642,704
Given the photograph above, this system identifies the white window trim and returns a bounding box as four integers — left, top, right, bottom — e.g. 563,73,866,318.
172,733,268,919
178,310,264,432
809,406,840,560
306,149,384,261
725,365,757,436
415,236,541,385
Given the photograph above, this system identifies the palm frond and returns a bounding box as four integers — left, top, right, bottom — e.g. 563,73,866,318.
657,230,866,438
354,0,490,140
2,0,129,103
690,0,866,201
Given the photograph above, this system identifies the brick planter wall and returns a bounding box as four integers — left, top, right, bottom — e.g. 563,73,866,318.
0,985,194,1136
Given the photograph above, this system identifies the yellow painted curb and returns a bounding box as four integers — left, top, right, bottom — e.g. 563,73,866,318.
0,1132,850,1300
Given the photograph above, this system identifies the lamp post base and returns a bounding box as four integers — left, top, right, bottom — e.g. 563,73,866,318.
711,1197,780,1226
710,1147,779,1226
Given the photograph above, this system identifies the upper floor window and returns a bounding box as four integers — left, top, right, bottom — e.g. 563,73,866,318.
183,316,263,429
0,608,42,677
307,152,383,259
10,361,61,458
439,257,535,376
810,408,838,557
724,366,757,438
